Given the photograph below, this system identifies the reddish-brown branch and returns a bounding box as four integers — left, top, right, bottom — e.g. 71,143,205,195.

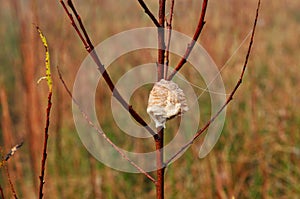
57,67,156,183
165,0,260,166
60,1,88,49
157,0,166,81
60,0,158,140
156,1,166,199
0,185,4,199
4,142,23,161
0,141,24,199
38,91,52,199
167,0,208,80
164,0,175,79
137,0,160,27
155,128,165,199
0,144,22,199
67,0,94,51
4,163,18,199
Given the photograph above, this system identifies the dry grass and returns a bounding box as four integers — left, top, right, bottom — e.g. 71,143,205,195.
0,0,299,198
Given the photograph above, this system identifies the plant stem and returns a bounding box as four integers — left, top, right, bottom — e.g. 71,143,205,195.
0,185,5,199
155,128,165,199
165,0,260,166
137,0,160,27
167,0,208,80
157,0,166,81
57,67,156,183
4,163,18,199
156,1,166,198
60,0,159,140
165,0,175,79
38,91,52,199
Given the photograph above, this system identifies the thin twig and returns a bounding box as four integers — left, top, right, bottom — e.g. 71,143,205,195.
67,0,94,51
165,0,261,165
4,142,24,162
137,0,160,27
57,67,156,184
4,163,18,199
38,92,52,199
0,185,5,199
164,0,175,79
167,0,208,80
0,143,23,199
157,0,166,81
36,26,53,199
59,0,159,140
155,128,165,199
60,0,89,49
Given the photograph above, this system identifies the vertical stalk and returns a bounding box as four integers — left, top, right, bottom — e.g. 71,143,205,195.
156,128,165,199
157,0,166,81
156,1,166,199
38,92,52,199
165,0,175,79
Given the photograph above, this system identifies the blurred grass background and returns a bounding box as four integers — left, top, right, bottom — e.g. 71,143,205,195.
0,0,300,198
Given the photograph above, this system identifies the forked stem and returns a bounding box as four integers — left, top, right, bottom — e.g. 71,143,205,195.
167,0,208,80
60,0,159,140
57,67,156,183
137,0,160,27
165,0,261,166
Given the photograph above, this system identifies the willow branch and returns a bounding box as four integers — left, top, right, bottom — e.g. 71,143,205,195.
59,0,158,140
164,0,175,79
36,26,53,199
167,0,208,80
67,0,94,51
165,0,260,165
60,0,88,49
4,164,18,199
0,145,21,199
137,0,160,27
156,1,166,198
157,0,166,81
3,142,24,162
0,185,4,199
57,67,156,184
1,144,22,199
38,92,52,199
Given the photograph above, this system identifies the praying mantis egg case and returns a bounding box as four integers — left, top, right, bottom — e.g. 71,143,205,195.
147,79,189,128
